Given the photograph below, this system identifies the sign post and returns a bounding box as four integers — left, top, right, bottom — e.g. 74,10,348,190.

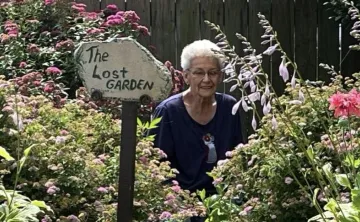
74,37,172,222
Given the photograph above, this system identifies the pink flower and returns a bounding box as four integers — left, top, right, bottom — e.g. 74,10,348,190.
328,89,360,118
27,44,40,53
19,62,27,68
92,158,103,165
106,4,117,10
124,11,140,23
138,25,149,36
212,177,223,185
97,187,108,193
45,66,62,75
71,5,85,12
87,28,103,35
44,0,54,5
159,211,172,220
55,39,74,51
171,185,181,193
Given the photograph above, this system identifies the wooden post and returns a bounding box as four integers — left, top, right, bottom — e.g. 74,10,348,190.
117,101,138,222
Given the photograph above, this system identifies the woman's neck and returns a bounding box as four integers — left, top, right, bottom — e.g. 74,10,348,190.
182,89,216,114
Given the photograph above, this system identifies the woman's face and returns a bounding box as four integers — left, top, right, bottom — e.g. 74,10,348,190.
184,56,223,98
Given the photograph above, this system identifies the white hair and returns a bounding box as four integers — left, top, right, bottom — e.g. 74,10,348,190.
180,39,225,70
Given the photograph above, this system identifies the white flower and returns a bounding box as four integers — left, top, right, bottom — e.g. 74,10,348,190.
263,44,278,55
279,57,289,82
271,115,278,130
291,70,296,88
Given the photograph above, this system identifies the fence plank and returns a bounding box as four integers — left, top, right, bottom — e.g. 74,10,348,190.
100,0,125,10
176,0,201,69
199,0,225,94
295,0,317,81
271,0,295,95
200,0,224,41
224,0,249,143
341,23,360,78
151,0,176,64
318,0,340,83
126,0,151,49
76,0,99,12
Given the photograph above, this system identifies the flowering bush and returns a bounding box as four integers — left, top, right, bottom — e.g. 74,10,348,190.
198,1,360,222
0,0,149,104
0,77,205,221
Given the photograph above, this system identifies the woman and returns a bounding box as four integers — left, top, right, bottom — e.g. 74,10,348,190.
149,39,243,221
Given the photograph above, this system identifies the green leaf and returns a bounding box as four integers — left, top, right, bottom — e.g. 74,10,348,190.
324,198,337,213
136,117,143,128
0,146,14,161
351,189,360,210
355,159,360,169
19,144,36,171
30,200,51,211
335,174,352,189
307,146,314,162
148,117,162,129
322,163,333,182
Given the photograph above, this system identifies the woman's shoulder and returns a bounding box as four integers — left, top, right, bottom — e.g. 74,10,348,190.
216,92,237,104
156,93,183,110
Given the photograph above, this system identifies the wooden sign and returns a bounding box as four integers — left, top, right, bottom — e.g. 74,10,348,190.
74,37,172,101
74,37,172,222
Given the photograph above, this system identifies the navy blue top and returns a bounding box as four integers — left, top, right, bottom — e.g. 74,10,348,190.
149,92,243,194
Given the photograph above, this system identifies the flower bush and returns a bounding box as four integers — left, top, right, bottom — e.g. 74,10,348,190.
0,76,205,221
197,1,360,222
0,0,184,120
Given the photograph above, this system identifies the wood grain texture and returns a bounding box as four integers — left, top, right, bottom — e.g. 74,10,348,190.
176,0,201,69
100,0,125,10
318,0,340,82
295,0,318,81
271,0,294,95
150,0,176,64
126,0,151,49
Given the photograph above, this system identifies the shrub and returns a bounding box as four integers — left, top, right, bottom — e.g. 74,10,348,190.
0,77,205,221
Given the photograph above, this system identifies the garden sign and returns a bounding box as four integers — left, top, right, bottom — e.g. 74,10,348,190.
74,37,172,222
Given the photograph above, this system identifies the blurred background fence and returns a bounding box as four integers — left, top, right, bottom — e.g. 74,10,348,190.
76,0,360,139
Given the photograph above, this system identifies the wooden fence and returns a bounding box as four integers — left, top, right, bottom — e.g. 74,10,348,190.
77,0,360,139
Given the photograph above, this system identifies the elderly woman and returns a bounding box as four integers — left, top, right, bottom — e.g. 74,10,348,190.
150,39,243,220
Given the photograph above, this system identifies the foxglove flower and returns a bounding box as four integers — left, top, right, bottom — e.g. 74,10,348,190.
279,57,289,82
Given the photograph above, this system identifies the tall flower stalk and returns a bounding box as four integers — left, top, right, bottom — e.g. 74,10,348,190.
204,1,360,221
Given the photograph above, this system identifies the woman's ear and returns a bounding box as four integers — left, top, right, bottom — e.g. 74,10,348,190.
183,71,190,85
